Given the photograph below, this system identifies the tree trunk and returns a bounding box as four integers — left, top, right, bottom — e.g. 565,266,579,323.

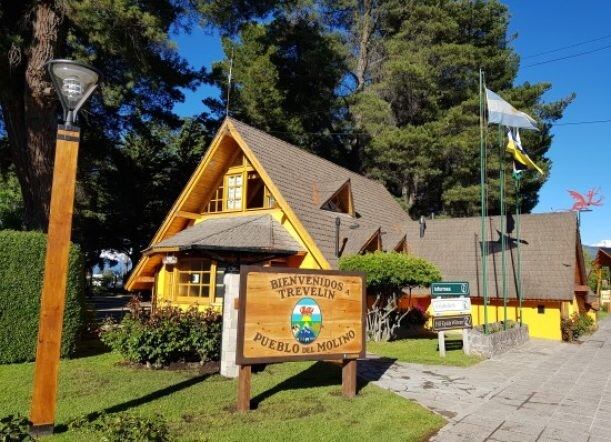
0,1,64,230
355,0,374,91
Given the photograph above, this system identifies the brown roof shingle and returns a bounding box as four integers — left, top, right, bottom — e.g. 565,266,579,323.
150,214,303,255
228,118,410,267
405,212,579,301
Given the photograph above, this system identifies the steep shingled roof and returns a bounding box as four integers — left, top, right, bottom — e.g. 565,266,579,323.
149,215,303,255
228,118,410,267
405,212,579,301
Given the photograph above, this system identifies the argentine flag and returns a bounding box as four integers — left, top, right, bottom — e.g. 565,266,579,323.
486,88,538,131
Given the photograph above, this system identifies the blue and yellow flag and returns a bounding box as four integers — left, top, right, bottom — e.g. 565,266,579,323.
506,129,544,176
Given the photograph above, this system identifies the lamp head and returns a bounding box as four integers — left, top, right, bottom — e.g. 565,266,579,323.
46,59,100,126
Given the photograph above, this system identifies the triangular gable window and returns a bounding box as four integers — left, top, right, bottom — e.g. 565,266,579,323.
394,236,408,253
321,180,355,217
360,229,382,253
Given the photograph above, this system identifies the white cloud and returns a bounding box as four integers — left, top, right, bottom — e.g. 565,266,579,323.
594,240,611,247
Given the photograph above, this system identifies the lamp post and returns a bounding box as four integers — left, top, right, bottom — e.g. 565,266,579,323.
30,59,100,435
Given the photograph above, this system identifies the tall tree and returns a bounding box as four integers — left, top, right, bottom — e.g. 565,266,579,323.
0,0,295,228
206,13,350,164
352,0,574,217
0,1,199,230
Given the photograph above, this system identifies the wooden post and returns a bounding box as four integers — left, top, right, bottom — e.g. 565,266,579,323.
462,328,470,355
237,365,252,411
438,331,446,357
30,125,80,435
341,359,357,398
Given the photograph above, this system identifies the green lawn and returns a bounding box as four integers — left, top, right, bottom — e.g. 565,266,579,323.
598,309,609,321
0,351,444,441
368,335,482,367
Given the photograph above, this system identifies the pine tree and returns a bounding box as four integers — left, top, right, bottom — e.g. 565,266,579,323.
352,0,574,217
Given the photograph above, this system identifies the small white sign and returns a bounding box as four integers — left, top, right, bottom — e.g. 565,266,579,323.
431,297,471,316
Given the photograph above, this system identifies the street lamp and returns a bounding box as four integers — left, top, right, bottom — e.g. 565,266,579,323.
46,59,101,126
30,59,100,436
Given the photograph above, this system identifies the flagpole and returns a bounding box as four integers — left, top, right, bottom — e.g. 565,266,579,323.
479,69,489,333
499,125,508,329
515,176,523,325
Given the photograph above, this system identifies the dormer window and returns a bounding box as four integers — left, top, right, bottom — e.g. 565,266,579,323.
203,149,276,214
320,179,355,217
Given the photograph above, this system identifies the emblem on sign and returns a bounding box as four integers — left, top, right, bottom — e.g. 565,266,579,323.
291,297,322,344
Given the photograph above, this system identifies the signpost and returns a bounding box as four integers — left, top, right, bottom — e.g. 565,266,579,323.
431,281,470,297
236,266,366,411
433,315,472,331
431,297,471,316
431,282,471,356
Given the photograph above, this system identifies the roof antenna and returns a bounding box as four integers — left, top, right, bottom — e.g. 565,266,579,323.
226,45,234,117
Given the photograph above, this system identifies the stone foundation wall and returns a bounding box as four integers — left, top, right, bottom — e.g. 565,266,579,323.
466,323,529,359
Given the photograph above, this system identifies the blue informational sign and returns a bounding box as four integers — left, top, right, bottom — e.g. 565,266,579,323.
430,282,470,297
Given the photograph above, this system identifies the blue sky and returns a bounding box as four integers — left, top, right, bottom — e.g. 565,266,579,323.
172,1,610,246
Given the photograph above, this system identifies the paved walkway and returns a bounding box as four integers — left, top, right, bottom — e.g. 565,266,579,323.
359,318,611,441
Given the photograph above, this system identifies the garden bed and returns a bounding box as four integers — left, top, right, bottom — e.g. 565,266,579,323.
465,322,529,358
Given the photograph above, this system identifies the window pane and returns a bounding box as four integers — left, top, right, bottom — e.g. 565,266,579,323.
189,285,200,297
200,286,210,298
215,284,225,299
190,273,201,284
179,273,190,284
178,284,189,296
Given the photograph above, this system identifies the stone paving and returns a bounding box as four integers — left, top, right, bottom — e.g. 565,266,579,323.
358,318,611,441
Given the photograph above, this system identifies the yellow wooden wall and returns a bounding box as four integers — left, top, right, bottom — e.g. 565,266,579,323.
470,299,563,341
152,208,322,312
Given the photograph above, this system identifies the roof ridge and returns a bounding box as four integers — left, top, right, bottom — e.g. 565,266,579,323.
407,211,577,224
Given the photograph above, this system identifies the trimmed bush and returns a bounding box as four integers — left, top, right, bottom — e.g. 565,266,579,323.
0,230,85,364
339,251,441,341
100,300,222,367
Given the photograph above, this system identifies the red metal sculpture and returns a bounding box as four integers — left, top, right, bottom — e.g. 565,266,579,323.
568,188,604,211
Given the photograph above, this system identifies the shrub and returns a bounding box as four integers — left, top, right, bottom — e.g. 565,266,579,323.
405,306,429,326
70,412,169,442
100,299,222,367
339,251,441,341
0,230,85,364
562,313,596,341
0,414,35,441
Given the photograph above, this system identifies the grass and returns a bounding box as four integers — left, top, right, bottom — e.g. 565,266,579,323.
0,350,444,441
367,335,482,367
598,309,609,321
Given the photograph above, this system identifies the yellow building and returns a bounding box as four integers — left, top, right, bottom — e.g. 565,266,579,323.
405,214,598,340
126,118,597,341
126,118,409,309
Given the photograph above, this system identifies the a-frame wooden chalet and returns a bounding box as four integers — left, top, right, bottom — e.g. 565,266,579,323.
126,118,409,310
126,118,597,341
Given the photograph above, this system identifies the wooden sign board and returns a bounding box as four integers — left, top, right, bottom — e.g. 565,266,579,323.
237,266,366,365
432,314,473,332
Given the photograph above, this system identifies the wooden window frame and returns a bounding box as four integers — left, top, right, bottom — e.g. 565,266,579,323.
173,258,220,304
224,172,244,212
204,150,275,214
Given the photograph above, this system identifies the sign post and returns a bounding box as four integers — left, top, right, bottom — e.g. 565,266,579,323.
431,282,472,356
236,266,366,411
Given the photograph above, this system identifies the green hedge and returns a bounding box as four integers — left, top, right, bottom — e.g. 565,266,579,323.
0,230,85,364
